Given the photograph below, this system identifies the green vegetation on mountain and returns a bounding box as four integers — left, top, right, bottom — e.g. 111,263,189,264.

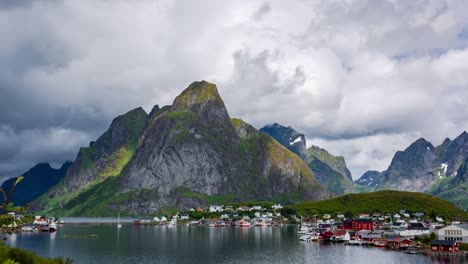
303,146,356,195
34,81,330,216
260,123,355,196
286,190,468,220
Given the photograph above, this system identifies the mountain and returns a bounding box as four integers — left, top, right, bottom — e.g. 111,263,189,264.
259,123,306,157
430,157,468,210
379,138,437,191
260,123,355,195
355,131,468,209
354,170,385,191
287,190,468,221
1,162,71,206
33,81,331,216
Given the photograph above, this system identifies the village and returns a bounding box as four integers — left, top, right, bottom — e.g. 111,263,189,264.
131,203,468,258
8,203,468,260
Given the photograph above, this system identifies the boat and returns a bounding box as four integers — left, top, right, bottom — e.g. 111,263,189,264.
254,221,268,227
49,222,57,232
21,225,34,232
117,214,122,228
167,218,177,228
346,239,362,246
373,240,386,247
406,246,420,254
300,234,311,241
310,236,321,242
239,220,251,227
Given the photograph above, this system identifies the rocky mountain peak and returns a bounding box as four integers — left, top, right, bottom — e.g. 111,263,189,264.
260,123,306,157
172,81,229,121
148,105,160,118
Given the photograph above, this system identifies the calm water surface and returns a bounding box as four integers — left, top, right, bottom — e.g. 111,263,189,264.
6,220,456,264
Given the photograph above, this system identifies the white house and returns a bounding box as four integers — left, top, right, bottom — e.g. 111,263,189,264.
209,205,223,213
436,216,444,222
180,215,190,220
436,224,468,243
220,214,229,219
251,206,263,211
271,204,283,210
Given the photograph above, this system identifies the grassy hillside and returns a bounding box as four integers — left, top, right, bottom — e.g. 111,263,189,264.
287,190,468,220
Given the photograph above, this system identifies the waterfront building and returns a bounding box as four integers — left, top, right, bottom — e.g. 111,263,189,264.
430,240,459,252
436,224,468,242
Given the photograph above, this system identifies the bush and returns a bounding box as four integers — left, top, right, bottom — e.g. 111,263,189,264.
0,244,73,264
460,243,468,251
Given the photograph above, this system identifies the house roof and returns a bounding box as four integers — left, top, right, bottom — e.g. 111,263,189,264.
389,237,411,243
431,240,458,246
354,218,373,223
456,224,468,231
335,230,348,236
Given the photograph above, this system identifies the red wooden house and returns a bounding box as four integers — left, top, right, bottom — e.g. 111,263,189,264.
342,218,375,231
387,237,413,249
320,230,334,240
430,240,459,252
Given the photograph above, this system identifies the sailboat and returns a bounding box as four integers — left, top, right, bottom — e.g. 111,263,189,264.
117,214,122,228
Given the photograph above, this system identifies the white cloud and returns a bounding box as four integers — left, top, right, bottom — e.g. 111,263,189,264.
1,0,468,180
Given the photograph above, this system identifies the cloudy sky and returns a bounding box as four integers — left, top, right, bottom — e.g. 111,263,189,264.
1,0,468,182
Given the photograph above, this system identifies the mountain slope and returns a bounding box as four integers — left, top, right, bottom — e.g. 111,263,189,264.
287,190,468,220
1,162,71,206
34,81,331,216
260,123,355,195
259,123,306,157
32,107,149,213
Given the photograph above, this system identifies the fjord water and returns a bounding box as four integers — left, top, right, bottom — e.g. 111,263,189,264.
7,223,443,264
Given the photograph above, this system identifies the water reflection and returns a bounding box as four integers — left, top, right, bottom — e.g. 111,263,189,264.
6,225,451,264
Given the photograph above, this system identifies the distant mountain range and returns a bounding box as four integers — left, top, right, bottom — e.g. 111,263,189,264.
355,131,468,209
29,81,331,216
1,162,71,206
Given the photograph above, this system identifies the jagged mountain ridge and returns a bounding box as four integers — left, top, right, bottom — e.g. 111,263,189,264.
33,81,331,216
260,123,356,195
355,131,468,209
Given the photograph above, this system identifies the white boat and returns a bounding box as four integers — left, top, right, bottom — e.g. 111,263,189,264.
49,222,57,232
21,225,34,232
346,239,362,246
117,214,122,228
167,218,177,228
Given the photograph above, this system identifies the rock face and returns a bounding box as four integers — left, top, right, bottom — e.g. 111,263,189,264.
303,146,356,195
34,81,330,216
260,123,306,157
356,131,468,209
260,123,355,195
379,138,437,191
63,107,148,192
1,162,71,206
354,170,385,189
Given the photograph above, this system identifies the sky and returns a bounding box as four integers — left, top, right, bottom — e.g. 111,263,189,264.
1,0,468,182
